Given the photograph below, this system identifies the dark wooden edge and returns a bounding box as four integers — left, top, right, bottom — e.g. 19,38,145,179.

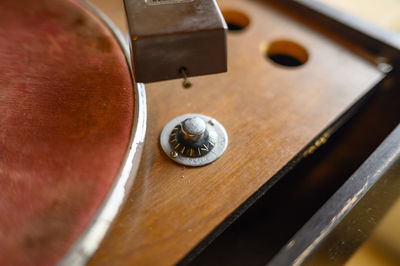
177,76,385,265
267,124,400,266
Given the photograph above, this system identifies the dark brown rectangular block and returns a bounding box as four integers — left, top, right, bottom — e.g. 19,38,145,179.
124,0,227,83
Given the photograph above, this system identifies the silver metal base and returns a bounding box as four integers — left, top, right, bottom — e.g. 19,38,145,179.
160,113,228,167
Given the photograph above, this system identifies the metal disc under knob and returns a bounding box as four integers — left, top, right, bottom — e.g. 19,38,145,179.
160,114,228,167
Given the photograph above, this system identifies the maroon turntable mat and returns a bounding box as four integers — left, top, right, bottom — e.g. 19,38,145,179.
0,0,134,265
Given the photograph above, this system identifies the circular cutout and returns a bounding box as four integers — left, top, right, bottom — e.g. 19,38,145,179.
222,10,250,31
266,40,309,67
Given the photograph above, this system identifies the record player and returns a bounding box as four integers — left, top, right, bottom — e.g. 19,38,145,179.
1,0,399,265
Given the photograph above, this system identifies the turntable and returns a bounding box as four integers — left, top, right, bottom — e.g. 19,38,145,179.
1,0,399,265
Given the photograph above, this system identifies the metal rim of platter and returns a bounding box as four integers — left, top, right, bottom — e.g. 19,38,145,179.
58,1,147,265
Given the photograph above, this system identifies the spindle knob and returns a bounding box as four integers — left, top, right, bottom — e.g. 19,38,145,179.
181,117,206,143
160,114,228,166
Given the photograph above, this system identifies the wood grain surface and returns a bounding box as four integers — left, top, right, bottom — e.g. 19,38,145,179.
88,0,383,265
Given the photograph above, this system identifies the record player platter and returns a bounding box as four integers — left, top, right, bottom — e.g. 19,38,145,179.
0,0,145,265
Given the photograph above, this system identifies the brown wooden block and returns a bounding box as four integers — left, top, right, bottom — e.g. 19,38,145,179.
124,0,227,83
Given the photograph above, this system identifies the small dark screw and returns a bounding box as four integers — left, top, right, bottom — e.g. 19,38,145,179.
180,67,192,89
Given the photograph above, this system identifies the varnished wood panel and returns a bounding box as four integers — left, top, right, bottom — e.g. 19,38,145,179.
88,0,383,265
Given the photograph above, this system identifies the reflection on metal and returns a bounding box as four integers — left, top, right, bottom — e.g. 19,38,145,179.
268,125,400,266
59,1,147,266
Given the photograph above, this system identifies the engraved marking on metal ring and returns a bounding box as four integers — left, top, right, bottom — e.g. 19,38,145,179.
145,0,194,6
160,114,228,167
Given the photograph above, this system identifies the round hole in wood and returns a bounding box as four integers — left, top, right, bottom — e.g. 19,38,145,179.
222,10,250,31
266,40,309,67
